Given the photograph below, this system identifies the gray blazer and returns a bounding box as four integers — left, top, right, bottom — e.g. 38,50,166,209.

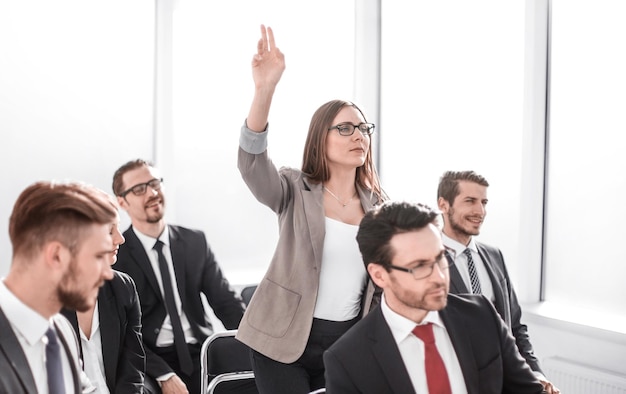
236,146,381,363
0,311,85,394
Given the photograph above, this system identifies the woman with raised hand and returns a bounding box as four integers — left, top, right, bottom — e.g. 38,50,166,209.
236,25,386,394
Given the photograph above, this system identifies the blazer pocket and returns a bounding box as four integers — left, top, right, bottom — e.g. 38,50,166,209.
247,278,301,338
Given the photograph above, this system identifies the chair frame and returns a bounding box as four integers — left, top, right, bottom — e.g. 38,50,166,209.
200,329,256,394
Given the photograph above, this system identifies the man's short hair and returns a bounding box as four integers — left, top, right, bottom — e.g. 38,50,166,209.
437,170,489,204
112,159,153,196
357,201,440,271
9,181,118,259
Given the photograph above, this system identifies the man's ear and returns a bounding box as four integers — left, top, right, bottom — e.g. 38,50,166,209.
367,263,387,289
117,195,127,210
437,197,449,212
43,241,71,270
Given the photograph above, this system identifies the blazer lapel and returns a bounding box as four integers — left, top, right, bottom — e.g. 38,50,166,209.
369,309,416,393
53,320,82,394
125,228,163,301
301,179,325,271
98,282,119,390
475,244,510,326
168,226,187,301
0,308,37,393
61,311,83,362
440,302,479,394
448,260,470,294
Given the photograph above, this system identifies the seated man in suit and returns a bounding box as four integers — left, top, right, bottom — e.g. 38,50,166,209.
437,170,558,393
0,181,118,393
323,201,546,394
61,205,145,393
112,159,247,394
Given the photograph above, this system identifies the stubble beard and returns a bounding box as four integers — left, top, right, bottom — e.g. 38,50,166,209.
391,276,449,312
447,207,480,239
57,260,97,312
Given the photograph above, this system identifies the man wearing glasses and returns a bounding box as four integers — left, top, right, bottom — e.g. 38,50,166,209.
112,159,246,394
323,201,545,394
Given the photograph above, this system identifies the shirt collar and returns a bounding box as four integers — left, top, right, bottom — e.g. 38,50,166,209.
0,279,52,346
133,225,170,251
380,293,444,345
441,232,477,257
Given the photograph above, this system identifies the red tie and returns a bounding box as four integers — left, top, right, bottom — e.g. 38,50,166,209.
412,323,452,394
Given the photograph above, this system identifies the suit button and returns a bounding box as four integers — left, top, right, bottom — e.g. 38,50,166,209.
154,328,160,334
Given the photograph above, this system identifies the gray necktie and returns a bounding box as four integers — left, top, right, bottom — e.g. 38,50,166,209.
464,248,482,294
45,326,67,394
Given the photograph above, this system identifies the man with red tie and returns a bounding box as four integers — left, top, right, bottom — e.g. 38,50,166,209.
323,201,545,394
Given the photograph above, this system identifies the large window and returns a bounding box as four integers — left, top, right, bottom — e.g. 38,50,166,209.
169,0,356,281
0,0,154,269
545,0,626,320
379,2,528,289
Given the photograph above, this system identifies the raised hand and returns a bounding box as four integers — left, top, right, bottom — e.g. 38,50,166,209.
246,24,286,132
251,24,285,92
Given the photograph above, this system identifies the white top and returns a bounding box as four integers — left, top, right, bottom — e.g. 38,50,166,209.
441,233,494,301
313,217,367,321
381,294,468,394
79,301,110,393
0,279,76,394
133,226,197,346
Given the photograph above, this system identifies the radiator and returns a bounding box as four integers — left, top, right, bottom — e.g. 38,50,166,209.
542,357,626,394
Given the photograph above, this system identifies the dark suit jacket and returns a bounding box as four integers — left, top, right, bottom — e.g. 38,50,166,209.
61,270,145,393
323,294,544,394
114,224,246,379
0,311,83,394
447,241,542,373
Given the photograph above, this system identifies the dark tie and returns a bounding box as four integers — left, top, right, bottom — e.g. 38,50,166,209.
153,240,193,375
45,326,67,394
412,323,452,394
464,248,482,294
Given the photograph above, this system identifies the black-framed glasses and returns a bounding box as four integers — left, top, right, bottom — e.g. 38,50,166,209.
119,178,163,198
387,253,453,280
328,122,375,136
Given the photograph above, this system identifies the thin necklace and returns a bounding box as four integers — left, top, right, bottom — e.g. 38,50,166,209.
323,186,357,208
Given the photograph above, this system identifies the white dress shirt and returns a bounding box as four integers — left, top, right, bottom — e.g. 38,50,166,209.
381,294,468,394
441,233,495,301
0,279,76,394
133,226,197,346
79,301,110,393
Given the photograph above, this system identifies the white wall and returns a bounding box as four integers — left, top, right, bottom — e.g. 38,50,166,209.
0,0,155,274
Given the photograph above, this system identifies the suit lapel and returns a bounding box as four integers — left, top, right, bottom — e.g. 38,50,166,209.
369,309,416,393
125,228,163,301
476,244,509,325
61,311,83,362
168,226,187,301
53,320,82,394
302,179,325,271
0,308,37,393
98,282,119,390
448,258,470,294
440,302,479,394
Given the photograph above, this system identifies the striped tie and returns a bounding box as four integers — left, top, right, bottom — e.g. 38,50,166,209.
464,248,482,294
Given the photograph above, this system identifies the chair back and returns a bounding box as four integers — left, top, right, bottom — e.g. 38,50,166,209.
201,330,258,394
240,285,257,306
